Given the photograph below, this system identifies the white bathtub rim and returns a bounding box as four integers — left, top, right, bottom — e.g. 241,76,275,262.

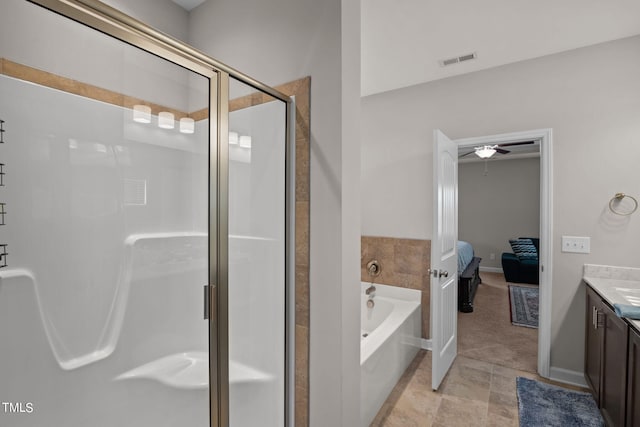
360,299,420,365
360,283,421,365
360,281,421,301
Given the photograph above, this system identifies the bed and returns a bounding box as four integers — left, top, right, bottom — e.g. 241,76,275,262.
457,241,482,313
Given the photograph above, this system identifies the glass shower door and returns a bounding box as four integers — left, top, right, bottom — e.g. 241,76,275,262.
226,78,288,426
0,2,211,426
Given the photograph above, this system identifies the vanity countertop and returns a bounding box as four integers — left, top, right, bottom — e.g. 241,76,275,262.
583,264,640,331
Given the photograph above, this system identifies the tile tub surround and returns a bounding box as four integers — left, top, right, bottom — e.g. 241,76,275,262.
361,236,431,339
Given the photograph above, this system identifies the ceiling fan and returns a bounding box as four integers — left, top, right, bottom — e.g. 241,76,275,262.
459,140,535,159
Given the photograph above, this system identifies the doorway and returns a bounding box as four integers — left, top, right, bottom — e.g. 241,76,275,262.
454,129,552,378
457,138,540,372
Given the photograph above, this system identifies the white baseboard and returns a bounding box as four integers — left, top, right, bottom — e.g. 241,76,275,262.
421,338,432,351
479,266,503,274
548,366,588,388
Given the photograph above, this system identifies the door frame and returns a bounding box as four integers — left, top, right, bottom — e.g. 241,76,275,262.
454,128,553,378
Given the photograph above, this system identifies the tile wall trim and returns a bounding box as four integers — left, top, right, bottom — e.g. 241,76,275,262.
0,57,199,120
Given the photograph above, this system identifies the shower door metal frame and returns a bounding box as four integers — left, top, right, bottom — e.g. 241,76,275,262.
24,1,294,426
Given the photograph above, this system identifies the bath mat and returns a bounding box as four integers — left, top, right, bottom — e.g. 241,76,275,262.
508,285,538,328
516,377,603,427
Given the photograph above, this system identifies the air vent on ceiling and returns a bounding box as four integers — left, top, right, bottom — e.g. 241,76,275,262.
440,52,477,67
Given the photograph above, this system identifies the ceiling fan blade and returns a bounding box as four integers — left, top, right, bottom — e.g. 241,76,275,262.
495,148,510,154
459,151,475,158
498,140,535,147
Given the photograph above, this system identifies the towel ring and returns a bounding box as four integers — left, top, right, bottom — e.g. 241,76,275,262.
609,193,638,216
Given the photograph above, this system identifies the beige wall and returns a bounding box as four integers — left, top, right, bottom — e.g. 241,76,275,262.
361,35,640,374
459,157,540,270
102,0,189,42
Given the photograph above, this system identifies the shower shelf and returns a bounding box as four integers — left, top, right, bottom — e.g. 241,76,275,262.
125,232,208,280
115,352,273,389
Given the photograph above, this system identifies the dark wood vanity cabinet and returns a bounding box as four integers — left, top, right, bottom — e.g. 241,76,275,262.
627,329,640,427
585,286,629,427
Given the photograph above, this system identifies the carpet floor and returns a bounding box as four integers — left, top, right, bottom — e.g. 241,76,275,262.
458,272,538,373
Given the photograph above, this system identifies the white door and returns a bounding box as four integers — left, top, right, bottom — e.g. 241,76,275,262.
430,129,458,390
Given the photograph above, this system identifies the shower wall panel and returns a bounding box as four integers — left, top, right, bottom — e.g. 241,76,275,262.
0,3,211,423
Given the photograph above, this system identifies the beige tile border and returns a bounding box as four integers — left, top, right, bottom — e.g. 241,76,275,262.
0,58,198,120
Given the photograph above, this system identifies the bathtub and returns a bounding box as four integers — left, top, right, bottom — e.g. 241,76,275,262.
360,282,421,427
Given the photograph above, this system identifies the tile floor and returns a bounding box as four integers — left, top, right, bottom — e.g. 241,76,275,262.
370,350,538,426
370,273,584,426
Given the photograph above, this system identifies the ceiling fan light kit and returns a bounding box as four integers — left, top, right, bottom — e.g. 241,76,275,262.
475,145,497,159
459,140,536,159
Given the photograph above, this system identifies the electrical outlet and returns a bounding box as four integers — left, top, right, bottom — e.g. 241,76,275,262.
562,236,591,254
490,253,495,260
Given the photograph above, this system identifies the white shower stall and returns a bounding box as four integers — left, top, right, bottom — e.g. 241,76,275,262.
0,1,291,426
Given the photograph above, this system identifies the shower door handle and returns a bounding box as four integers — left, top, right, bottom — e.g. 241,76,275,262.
204,285,209,319
204,284,215,320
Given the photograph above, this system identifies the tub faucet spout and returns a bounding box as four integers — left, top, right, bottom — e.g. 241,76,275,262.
365,285,376,296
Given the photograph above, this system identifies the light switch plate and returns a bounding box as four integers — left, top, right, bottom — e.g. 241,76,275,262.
562,236,591,254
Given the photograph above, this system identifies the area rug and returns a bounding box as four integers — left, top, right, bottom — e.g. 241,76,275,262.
516,377,603,427
508,285,538,328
